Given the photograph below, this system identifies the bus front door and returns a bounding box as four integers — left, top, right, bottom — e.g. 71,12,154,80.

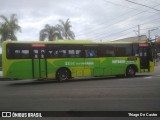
139,47,150,72
32,49,47,79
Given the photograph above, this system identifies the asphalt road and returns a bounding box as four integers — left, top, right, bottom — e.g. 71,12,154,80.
0,74,160,111
0,66,160,119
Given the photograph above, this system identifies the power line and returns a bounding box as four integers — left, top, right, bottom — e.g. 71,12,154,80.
97,25,160,41
113,26,160,41
104,0,149,12
93,26,137,40
76,0,159,36
75,0,160,41
106,24,160,40
75,0,156,34
77,11,160,40
125,0,160,12
145,0,160,5
76,2,160,38
141,25,160,30
93,17,160,40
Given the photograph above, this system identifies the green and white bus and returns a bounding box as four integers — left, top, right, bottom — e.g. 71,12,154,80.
2,40,154,81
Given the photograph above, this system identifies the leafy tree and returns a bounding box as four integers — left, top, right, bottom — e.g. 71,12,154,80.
57,19,75,40
39,24,63,41
0,14,21,42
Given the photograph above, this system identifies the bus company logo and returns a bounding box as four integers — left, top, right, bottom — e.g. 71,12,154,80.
112,60,126,64
1,112,42,118
2,112,11,117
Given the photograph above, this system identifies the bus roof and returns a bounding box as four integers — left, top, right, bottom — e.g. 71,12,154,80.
2,40,148,45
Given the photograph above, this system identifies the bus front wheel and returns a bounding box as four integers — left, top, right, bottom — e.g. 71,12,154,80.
126,66,136,77
56,68,71,82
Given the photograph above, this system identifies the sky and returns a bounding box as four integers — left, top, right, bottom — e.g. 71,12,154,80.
0,0,160,42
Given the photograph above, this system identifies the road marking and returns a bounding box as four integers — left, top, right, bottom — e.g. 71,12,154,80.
144,76,152,79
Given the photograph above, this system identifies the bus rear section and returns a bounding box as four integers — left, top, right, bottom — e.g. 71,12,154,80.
138,43,154,73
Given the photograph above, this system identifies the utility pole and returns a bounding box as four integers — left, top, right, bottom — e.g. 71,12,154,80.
133,25,140,42
154,35,159,65
148,30,150,40
148,27,159,65
148,28,159,41
138,25,140,42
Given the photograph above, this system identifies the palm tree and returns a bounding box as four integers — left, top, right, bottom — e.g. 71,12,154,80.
39,24,63,41
0,14,21,42
57,19,75,40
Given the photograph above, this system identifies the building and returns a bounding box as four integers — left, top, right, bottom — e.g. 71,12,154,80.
112,35,148,43
156,36,160,48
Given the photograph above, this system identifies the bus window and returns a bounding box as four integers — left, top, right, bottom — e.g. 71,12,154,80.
47,45,67,58
103,46,115,57
41,50,45,58
68,50,75,57
33,50,38,58
58,50,67,58
21,50,30,59
6,43,31,59
115,44,133,57
85,50,97,58
75,50,81,57
68,49,82,58
14,50,21,58
133,44,139,56
67,45,82,58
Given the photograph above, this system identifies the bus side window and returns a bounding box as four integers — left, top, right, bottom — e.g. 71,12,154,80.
47,51,52,58
105,49,115,57
34,50,38,58
75,50,81,58
41,51,45,58
85,50,97,58
135,50,139,56
103,45,116,57
34,54,38,58
79,50,85,58
58,50,67,58
21,50,30,59
58,52,64,57
14,50,21,58
68,50,75,58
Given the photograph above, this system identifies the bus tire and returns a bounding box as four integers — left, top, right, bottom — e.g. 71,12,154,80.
56,68,71,82
126,66,136,77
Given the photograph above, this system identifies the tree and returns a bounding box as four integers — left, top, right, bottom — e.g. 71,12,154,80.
57,19,75,40
0,14,21,42
39,24,63,41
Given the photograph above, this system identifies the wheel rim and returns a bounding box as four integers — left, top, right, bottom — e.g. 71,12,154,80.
59,72,67,80
57,69,69,81
127,67,135,77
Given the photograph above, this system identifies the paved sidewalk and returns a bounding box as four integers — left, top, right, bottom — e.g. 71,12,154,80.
154,61,160,74
0,71,2,77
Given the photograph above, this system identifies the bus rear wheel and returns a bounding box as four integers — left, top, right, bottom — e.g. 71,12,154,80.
126,66,136,77
56,68,71,82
